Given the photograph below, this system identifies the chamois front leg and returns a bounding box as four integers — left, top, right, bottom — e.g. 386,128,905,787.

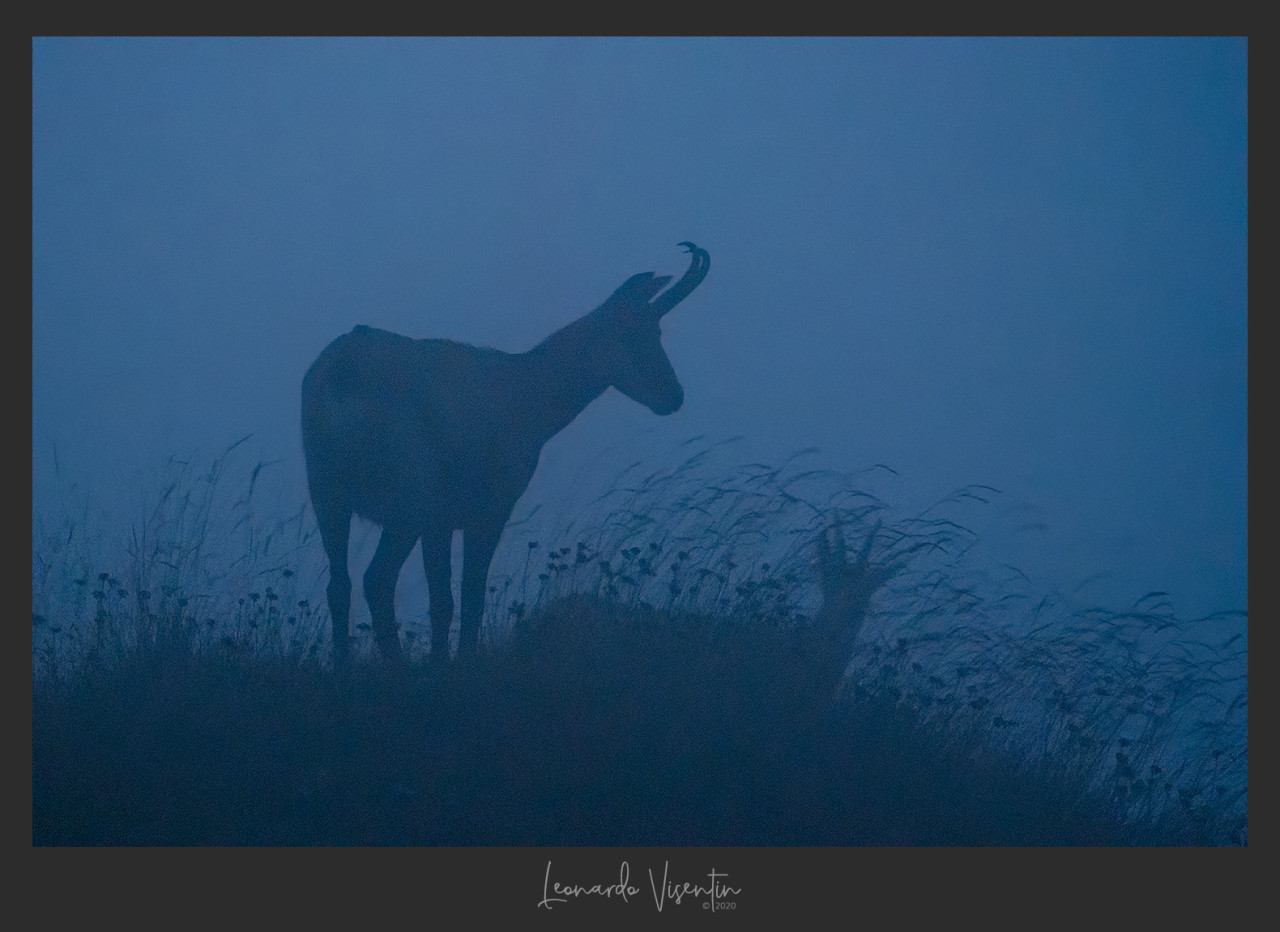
458,524,503,661
421,527,454,661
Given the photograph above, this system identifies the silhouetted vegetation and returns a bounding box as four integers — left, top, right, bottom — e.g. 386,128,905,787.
32,441,1246,845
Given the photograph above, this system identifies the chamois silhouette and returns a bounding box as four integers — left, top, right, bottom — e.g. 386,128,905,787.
302,242,710,665
804,518,903,694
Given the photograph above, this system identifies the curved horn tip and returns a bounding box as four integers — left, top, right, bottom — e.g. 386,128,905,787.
677,241,698,252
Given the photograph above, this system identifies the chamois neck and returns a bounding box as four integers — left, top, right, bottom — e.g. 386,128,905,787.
520,313,612,441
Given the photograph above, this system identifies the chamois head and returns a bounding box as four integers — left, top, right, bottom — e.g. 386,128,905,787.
591,241,710,416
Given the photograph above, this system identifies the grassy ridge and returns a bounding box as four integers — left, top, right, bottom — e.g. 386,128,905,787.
31,441,1246,845
32,593,1234,845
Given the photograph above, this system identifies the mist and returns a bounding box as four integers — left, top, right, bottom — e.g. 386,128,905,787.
31,36,1248,850
33,36,1245,635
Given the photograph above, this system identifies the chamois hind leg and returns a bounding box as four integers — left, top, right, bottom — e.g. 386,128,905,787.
421,527,454,661
363,525,417,663
312,492,353,668
458,524,502,661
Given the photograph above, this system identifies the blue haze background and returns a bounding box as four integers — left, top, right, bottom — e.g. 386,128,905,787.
32,38,1247,629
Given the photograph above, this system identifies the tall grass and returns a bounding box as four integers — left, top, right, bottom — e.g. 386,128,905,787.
32,436,327,680
32,438,1246,845
484,438,1246,844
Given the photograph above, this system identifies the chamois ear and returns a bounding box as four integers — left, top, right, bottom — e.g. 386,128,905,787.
608,272,672,306
645,274,674,297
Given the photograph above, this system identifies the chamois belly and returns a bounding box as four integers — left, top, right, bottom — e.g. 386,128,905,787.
341,445,470,531
342,439,531,533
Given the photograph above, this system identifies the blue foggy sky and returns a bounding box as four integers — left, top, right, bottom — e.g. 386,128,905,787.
32,38,1247,623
